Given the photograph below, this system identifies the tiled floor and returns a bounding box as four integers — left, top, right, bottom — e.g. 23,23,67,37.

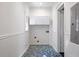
23,45,62,57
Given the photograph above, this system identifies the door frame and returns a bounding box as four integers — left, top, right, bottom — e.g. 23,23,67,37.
57,3,64,53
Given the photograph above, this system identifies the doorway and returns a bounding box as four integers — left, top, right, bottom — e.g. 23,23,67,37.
57,4,64,56
23,2,63,57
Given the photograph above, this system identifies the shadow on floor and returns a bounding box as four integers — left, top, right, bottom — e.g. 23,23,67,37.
23,45,63,57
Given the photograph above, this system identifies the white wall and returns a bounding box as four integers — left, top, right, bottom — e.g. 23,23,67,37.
49,3,59,52
0,2,29,57
64,2,79,57
0,3,24,34
29,7,52,16
24,4,29,31
29,25,49,45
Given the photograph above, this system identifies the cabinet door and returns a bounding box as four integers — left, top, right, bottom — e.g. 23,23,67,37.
30,16,49,25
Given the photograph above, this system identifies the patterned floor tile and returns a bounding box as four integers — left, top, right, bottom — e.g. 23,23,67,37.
23,45,62,57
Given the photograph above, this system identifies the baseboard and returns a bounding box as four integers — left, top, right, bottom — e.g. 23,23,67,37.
30,44,49,46
19,45,29,57
49,44,58,53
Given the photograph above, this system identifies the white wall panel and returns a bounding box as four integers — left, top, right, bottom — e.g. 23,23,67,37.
29,25,49,45
0,2,29,57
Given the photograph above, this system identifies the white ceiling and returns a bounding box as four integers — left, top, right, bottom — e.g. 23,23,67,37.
25,2,57,8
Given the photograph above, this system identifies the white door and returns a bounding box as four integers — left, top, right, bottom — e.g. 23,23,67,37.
71,3,79,44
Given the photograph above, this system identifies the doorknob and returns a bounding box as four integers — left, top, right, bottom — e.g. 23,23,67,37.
72,23,74,25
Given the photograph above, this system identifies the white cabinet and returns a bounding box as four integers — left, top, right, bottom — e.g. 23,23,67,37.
30,16,50,25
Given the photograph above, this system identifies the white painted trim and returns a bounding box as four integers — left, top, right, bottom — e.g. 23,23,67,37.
19,45,29,57
49,44,58,53
30,44,49,45
56,2,64,52
0,32,26,40
70,2,78,8
56,2,64,10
